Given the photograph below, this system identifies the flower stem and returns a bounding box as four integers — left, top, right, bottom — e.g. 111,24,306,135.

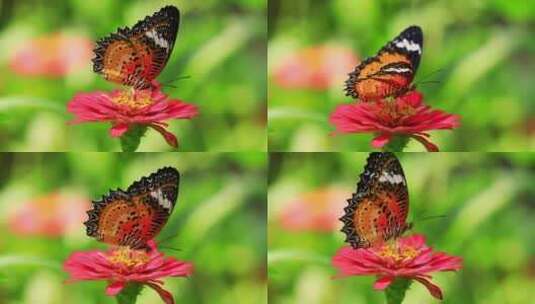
120,125,147,152
385,278,412,304
116,283,143,304
383,136,409,152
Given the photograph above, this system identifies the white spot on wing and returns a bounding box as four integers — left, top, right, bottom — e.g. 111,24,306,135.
150,189,172,210
394,38,421,54
378,171,405,185
382,67,411,73
145,29,169,50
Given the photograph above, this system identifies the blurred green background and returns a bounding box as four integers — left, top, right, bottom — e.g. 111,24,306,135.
0,0,266,151
268,153,535,303
0,152,267,303
268,0,535,151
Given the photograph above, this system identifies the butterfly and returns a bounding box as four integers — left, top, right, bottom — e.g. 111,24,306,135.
85,167,180,250
340,152,412,249
344,26,423,102
92,6,180,90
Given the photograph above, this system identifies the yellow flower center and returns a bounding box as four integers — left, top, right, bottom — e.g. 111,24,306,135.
107,247,150,268
377,242,419,263
112,89,154,110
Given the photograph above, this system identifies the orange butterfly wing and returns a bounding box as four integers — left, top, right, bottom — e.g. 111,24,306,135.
340,152,410,249
92,6,179,89
85,167,180,250
345,26,423,101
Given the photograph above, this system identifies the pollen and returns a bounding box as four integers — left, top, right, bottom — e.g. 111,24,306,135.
378,242,419,263
112,89,154,110
107,247,150,268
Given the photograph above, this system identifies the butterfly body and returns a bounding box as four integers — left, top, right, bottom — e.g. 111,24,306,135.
345,26,423,101
340,153,410,249
92,6,180,90
85,167,179,250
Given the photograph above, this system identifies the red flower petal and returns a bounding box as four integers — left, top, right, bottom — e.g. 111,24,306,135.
329,90,459,151
398,234,426,248
67,92,119,123
63,240,194,299
110,123,129,137
399,91,423,107
149,124,178,148
332,247,396,277
106,281,126,296
410,134,439,152
371,133,392,148
407,248,434,267
332,234,462,300
146,282,175,304
373,276,394,290
414,276,443,300
64,251,113,281
67,85,198,147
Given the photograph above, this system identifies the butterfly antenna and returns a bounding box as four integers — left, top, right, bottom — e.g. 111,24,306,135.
159,245,183,253
412,214,448,226
418,68,444,82
161,75,192,87
413,68,444,88
417,80,441,86
419,214,448,221
174,75,192,81
413,79,442,88
157,231,182,245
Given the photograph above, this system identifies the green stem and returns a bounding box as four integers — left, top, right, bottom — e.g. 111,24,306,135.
385,278,412,304
120,125,147,152
383,135,409,152
116,283,143,304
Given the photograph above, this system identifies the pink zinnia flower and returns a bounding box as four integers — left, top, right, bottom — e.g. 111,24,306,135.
64,240,193,304
330,91,460,151
67,81,198,148
8,193,90,237
278,187,348,232
332,234,462,300
274,45,359,90
10,33,93,77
